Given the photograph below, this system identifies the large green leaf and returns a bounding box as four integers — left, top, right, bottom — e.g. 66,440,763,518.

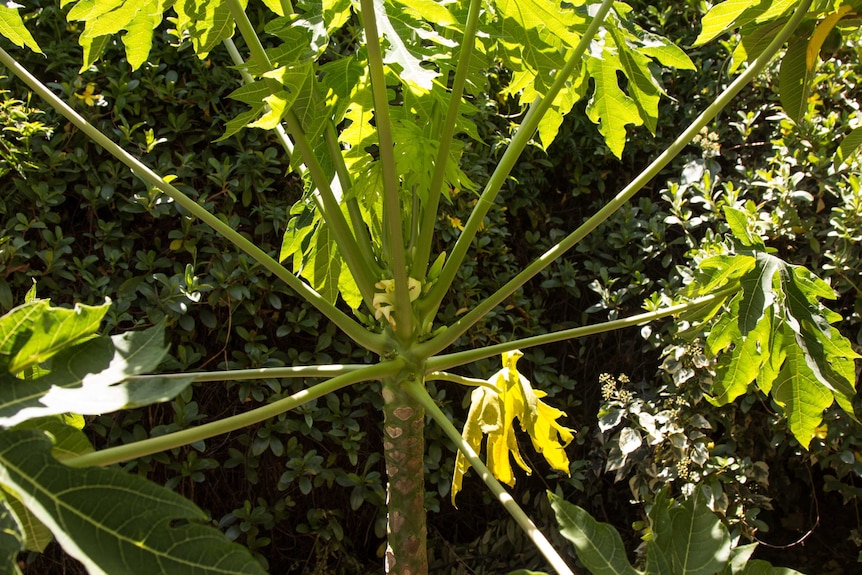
0,323,194,427
0,3,41,53
658,491,731,575
737,561,805,575
690,210,859,447
548,492,640,575
0,430,267,575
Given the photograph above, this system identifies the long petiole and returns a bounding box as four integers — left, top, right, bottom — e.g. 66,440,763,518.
0,47,384,355
65,360,404,468
425,371,496,391
424,289,734,372
413,0,483,281
420,0,616,324
226,0,379,308
404,378,576,575
126,364,367,383
418,0,813,358
358,0,412,340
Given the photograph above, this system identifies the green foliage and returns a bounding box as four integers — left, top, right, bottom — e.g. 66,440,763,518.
0,79,52,178
0,296,261,573
0,0,859,573
679,206,860,447
545,489,802,575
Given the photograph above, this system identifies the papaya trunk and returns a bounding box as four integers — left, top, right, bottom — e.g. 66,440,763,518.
381,373,428,575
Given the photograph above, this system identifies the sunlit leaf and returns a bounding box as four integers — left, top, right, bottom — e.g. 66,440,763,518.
778,31,813,123
0,299,109,375
0,323,194,427
0,3,41,53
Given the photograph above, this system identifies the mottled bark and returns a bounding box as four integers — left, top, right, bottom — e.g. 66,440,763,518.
381,373,428,575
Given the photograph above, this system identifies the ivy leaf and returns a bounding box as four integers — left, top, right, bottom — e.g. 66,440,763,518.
0,430,267,575
0,2,42,54
452,351,573,505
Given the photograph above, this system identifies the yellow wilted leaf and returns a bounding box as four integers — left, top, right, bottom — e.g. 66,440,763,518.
451,350,575,506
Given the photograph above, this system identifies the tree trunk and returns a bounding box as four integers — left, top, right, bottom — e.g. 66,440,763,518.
381,373,428,575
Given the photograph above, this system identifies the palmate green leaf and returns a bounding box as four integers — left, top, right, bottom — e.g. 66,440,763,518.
738,252,780,334
0,430,268,575
0,3,41,54
693,0,798,47
173,0,244,59
0,323,194,427
494,0,586,51
709,310,771,405
0,299,109,375
371,0,442,91
693,208,859,446
547,492,640,575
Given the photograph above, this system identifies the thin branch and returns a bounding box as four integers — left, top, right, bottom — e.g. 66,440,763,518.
424,290,734,372
418,0,813,357
413,0,483,281
0,47,385,355
404,378,576,575
65,360,404,468
419,0,616,325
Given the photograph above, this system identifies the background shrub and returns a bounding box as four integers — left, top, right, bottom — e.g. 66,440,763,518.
0,0,860,573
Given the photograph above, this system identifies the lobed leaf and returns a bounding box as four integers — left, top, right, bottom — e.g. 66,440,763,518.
0,430,268,575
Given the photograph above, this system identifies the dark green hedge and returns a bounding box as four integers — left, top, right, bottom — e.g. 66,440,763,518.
2,1,861,573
